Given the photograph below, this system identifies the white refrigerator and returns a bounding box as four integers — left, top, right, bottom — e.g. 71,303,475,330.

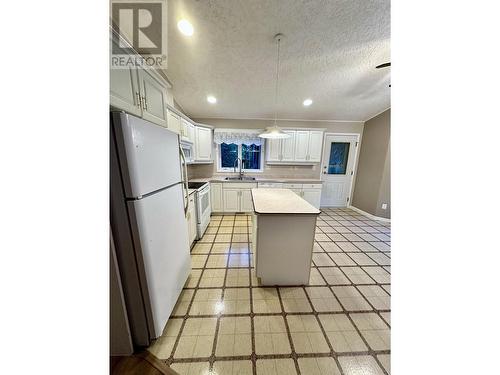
110,112,191,347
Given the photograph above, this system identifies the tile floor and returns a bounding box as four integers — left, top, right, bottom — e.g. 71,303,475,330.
148,208,391,375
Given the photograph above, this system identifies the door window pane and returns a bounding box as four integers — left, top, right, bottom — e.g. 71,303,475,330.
220,143,238,168
242,144,261,170
328,142,350,174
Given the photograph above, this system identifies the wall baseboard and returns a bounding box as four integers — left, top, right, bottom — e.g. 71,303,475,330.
348,205,391,222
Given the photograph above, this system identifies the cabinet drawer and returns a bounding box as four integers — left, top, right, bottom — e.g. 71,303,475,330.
283,183,303,189
258,182,284,188
223,183,257,189
302,183,322,189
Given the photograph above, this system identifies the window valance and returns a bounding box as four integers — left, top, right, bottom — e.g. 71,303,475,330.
213,128,264,146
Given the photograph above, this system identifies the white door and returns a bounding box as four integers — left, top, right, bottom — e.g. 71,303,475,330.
294,131,310,161
266,138,281,162
281,130,296,161
223,189,240,212
320,134,358,207
240,189,253,212
138,69,168,127
195,126,213,161
308,131,323,162
110,66,142,117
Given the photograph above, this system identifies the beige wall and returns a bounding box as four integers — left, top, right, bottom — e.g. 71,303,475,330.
187,118,364,180
351,109,391,219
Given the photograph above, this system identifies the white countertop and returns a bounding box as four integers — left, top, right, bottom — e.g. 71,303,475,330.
190,177,322,184
251,188,320,215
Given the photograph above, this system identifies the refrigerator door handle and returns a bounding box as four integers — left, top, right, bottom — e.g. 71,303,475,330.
179,146,189,216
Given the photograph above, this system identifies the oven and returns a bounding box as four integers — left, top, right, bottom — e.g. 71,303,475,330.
188,182,211,238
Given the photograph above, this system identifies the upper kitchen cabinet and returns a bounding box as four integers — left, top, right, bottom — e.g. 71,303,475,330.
194,126,213,162
267,138,281,162
180,118,196,143
167,110,181,135
265,129,324,164
137,69,168,127
294,131,310,161
110,65,142,117
307,131,324,162
110,33,172,128
266,130,296,162
281,130,296,161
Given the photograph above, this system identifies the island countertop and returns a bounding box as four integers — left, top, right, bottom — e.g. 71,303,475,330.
251,188,320,215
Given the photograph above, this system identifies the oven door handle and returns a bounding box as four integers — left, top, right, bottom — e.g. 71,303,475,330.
179,146,189,216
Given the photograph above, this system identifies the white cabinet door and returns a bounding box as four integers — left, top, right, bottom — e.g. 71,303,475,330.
110,66,142,116
211,183,223,212
294,131,310,162
223,189,240,212
281,130,296,161
266,138,281,162
302,189,322,209
188,123,196,143
240,189,254,212
167,110,181,134
308,131,323,162
137,69,168,127
180,118,190,139
195,126,213,161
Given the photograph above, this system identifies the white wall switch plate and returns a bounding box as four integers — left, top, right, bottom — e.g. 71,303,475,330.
381,203,387,210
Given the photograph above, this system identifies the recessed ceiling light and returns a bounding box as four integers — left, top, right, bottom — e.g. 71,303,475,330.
177,19,194,36
303,99,313,106
207,96,217,104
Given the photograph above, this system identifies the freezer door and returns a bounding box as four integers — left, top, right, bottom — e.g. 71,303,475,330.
127,184,191,339
112,112,182,198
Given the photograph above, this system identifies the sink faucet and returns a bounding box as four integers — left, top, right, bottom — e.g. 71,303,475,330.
233,157,244,179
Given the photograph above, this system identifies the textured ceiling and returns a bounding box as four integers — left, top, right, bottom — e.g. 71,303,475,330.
165,0,390,121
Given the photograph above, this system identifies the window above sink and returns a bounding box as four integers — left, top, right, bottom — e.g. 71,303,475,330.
214,129,265,173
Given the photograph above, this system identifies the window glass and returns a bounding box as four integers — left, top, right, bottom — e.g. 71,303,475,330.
242,144,261,170
328,142,350,174
220,143,238,168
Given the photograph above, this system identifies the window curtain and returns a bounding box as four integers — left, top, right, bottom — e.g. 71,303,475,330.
213,128,264,146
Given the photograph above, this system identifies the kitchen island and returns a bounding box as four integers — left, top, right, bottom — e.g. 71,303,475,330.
251,188,320,285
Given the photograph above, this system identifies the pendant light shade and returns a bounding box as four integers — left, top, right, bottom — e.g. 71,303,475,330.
259,34,291,139
259,125,291,139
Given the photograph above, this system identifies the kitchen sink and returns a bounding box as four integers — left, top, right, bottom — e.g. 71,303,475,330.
224,176,256,181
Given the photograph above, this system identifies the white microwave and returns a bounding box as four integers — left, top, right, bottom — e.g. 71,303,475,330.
180,141,193,163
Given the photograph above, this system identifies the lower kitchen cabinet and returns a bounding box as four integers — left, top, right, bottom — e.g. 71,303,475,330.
283,183,322,209
210,181,321,212
211,183,223,212
302,188,322,209
223,184,257,213
223,189,240,212
240,189,254,212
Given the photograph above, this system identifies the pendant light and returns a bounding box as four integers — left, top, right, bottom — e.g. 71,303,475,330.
259,34,291,139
